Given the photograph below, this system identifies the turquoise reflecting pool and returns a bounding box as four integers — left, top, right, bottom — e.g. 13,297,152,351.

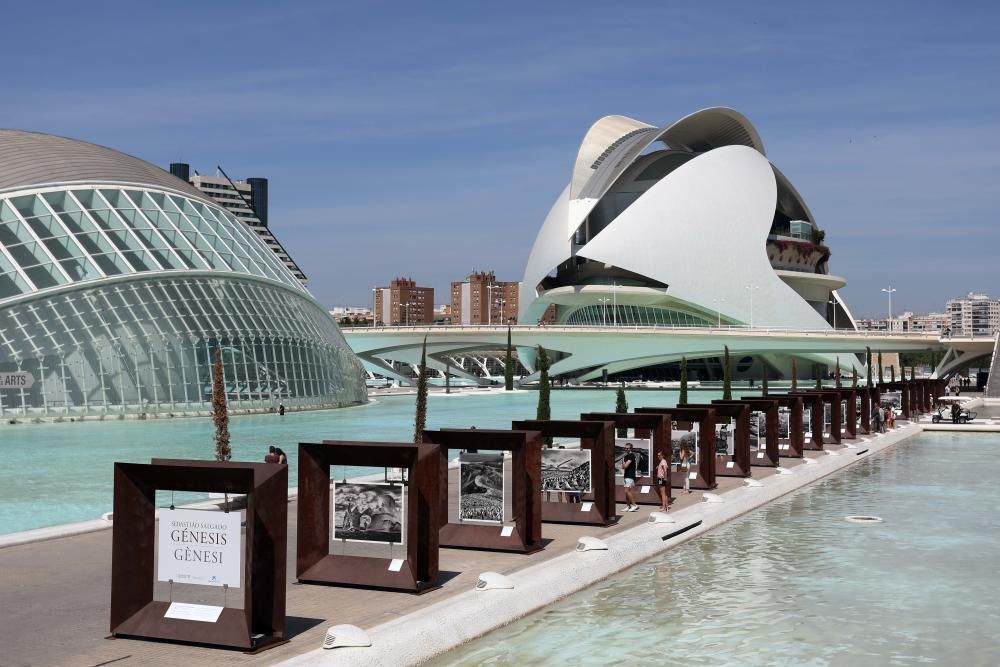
0,388,694,535
435,432,1000,666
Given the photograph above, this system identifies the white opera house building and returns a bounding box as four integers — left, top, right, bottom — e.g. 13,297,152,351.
0,130,367,419
519,107,857,378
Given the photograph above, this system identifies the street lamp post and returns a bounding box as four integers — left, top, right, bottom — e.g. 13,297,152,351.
881,286,896,331
597,297,611,327
487,284,501,326
745,284,759,328
712,297,726,327
611,281,618,327
828,296,838,330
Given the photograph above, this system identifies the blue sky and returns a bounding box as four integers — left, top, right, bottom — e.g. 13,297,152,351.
2,1,998,317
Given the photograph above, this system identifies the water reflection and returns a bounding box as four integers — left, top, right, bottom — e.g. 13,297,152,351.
436,433,1000,666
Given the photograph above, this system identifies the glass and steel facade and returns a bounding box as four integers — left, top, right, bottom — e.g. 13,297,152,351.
0,135,367,419
564,305,713,327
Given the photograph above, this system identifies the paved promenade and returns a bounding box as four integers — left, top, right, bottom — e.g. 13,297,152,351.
7,419,962,666
0,466,763,667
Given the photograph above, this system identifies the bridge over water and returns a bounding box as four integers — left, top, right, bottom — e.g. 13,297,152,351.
343,325,988,386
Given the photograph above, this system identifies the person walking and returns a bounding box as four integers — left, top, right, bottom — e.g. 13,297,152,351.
655,450,670,511
886,405,895,429
621,442,639,512
678,444,693,494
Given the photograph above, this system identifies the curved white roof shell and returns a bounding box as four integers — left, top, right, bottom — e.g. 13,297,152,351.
520,107,844,332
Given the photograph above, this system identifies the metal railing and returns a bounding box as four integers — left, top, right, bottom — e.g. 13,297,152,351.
342,323,942,339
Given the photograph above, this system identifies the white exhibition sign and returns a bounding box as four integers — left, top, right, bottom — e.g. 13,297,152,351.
157,508,241,588
163,602,224,623
0,372,34,390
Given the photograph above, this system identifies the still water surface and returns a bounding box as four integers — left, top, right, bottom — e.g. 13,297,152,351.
0,388,693,534
435,432,999,666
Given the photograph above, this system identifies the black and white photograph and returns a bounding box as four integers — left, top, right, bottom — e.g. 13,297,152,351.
716,421,735,455
459,454,504,523
778,408,791,439
823,403,832,433
541,448,592,493
332,482,404,545
749,411,764,450
671,430,698,464
841,400,848,426
802,408,812,435
614,439,650,477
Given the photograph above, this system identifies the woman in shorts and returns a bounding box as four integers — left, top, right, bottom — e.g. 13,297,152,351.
655,450,670,511
678,444,693,494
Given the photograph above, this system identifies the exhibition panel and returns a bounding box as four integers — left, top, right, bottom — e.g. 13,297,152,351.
785,391,825,449
512,419,617,526
758,394,806,457
833,388,858,439
714,398,781,467
580,411,670,505
297,441,440,592
636,407,718,491
109,460,287,651
683,403,752,478
423,428,543,554
792,390,842,444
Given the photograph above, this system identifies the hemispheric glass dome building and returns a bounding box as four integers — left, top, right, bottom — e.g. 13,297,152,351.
0,130,367,419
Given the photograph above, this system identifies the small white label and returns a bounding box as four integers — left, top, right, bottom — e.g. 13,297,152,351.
756,452,765,459
580,502,593,512
726,461,735,469
388,558,404,572
500,525,514,537
688,472,698,480
164,602,223,623
640,485,651,494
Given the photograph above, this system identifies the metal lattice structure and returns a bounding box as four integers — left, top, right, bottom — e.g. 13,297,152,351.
0,130,367,419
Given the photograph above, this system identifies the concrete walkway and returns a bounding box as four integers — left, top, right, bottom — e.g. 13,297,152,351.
0,467,761,666
0,425,933,667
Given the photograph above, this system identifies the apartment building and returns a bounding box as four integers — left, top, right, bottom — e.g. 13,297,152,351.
450,270,520,325
374,278,434,325
946,293,1000,336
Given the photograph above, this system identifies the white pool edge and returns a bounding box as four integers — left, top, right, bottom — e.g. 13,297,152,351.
281,424,922,667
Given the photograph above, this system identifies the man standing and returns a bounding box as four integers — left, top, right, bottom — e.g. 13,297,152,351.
622,442,639,512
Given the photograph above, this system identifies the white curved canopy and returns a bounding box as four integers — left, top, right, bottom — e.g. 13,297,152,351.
520,107,843,332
